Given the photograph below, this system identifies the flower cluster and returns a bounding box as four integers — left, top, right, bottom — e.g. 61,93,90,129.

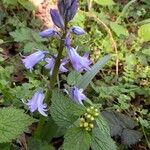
22,0,92,116
80,106,99,131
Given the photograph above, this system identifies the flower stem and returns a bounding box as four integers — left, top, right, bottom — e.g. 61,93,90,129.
34,24,68,138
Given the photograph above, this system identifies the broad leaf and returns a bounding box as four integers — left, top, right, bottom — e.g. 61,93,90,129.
0,107,36,143
96,115,110,136
63,127,91,150
94,0,115,6
76,55,110,90
121,129,142,146
50,90,86,127
91,128,117,150
138,24,150,42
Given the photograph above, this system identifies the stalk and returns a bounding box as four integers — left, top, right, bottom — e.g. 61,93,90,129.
34,23,68,138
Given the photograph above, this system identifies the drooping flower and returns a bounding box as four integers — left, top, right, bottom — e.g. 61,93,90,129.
71,26,86,35
50,9,64,28
22,50,46,72
39,28,59,38
71,86,86,104
24,91,47,116
45,56,68,75
66,46,92,72
58,0,78,22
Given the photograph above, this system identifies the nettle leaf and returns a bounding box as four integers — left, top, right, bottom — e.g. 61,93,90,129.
138,24,150,42
96,115,110,136
76,55,110,90
102,111,123,136
94,0,115,6
63,127,91,150
110,22,129,37
91,128,117,150
50,90,86,128
67,71,82,86
0,107,36,143
121,129,142,146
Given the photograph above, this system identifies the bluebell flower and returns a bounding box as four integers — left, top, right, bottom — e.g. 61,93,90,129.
71,26,86,35
50,9,64,29
22,50,46,72
24,91,47,116
66,46,92,72
58,0,78,22
45,56,68,75
71,86,86,104
39,28,59,38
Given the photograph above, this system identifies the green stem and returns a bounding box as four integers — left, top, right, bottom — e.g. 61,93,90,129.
34,24,68,138
50,33,66,89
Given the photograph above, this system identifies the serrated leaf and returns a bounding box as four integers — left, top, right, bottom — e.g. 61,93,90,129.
63,127,91,150
50,90,86,127
102,111,123,136
91,128,117,150
10,28,30,42
121,129,142,146
0,107,36,143
94,0,115,6
96,115,110,136
138,24,150,42
110,22,129,37
67,71,82,86
76,55,110,90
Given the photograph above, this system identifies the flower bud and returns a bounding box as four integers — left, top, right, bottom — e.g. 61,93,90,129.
71,26,86,35
50,9,64,29
86,114,91,119
83,122,89,127
89,123,94,128
39,29,58,38
90,116,95,121
94,112,99,117
80,118,85,122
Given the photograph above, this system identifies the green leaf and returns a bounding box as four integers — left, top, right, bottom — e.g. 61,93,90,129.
91,128,117,150
75,55,110,90
138,24,150,42
94,0,115,6
110,22,129,37
50,90,86,128
63,127,91,150
67,71,82,86
0,107,36,143
121,129,142,146
96,115,110,136
10,28,30,42
27,138,55,150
